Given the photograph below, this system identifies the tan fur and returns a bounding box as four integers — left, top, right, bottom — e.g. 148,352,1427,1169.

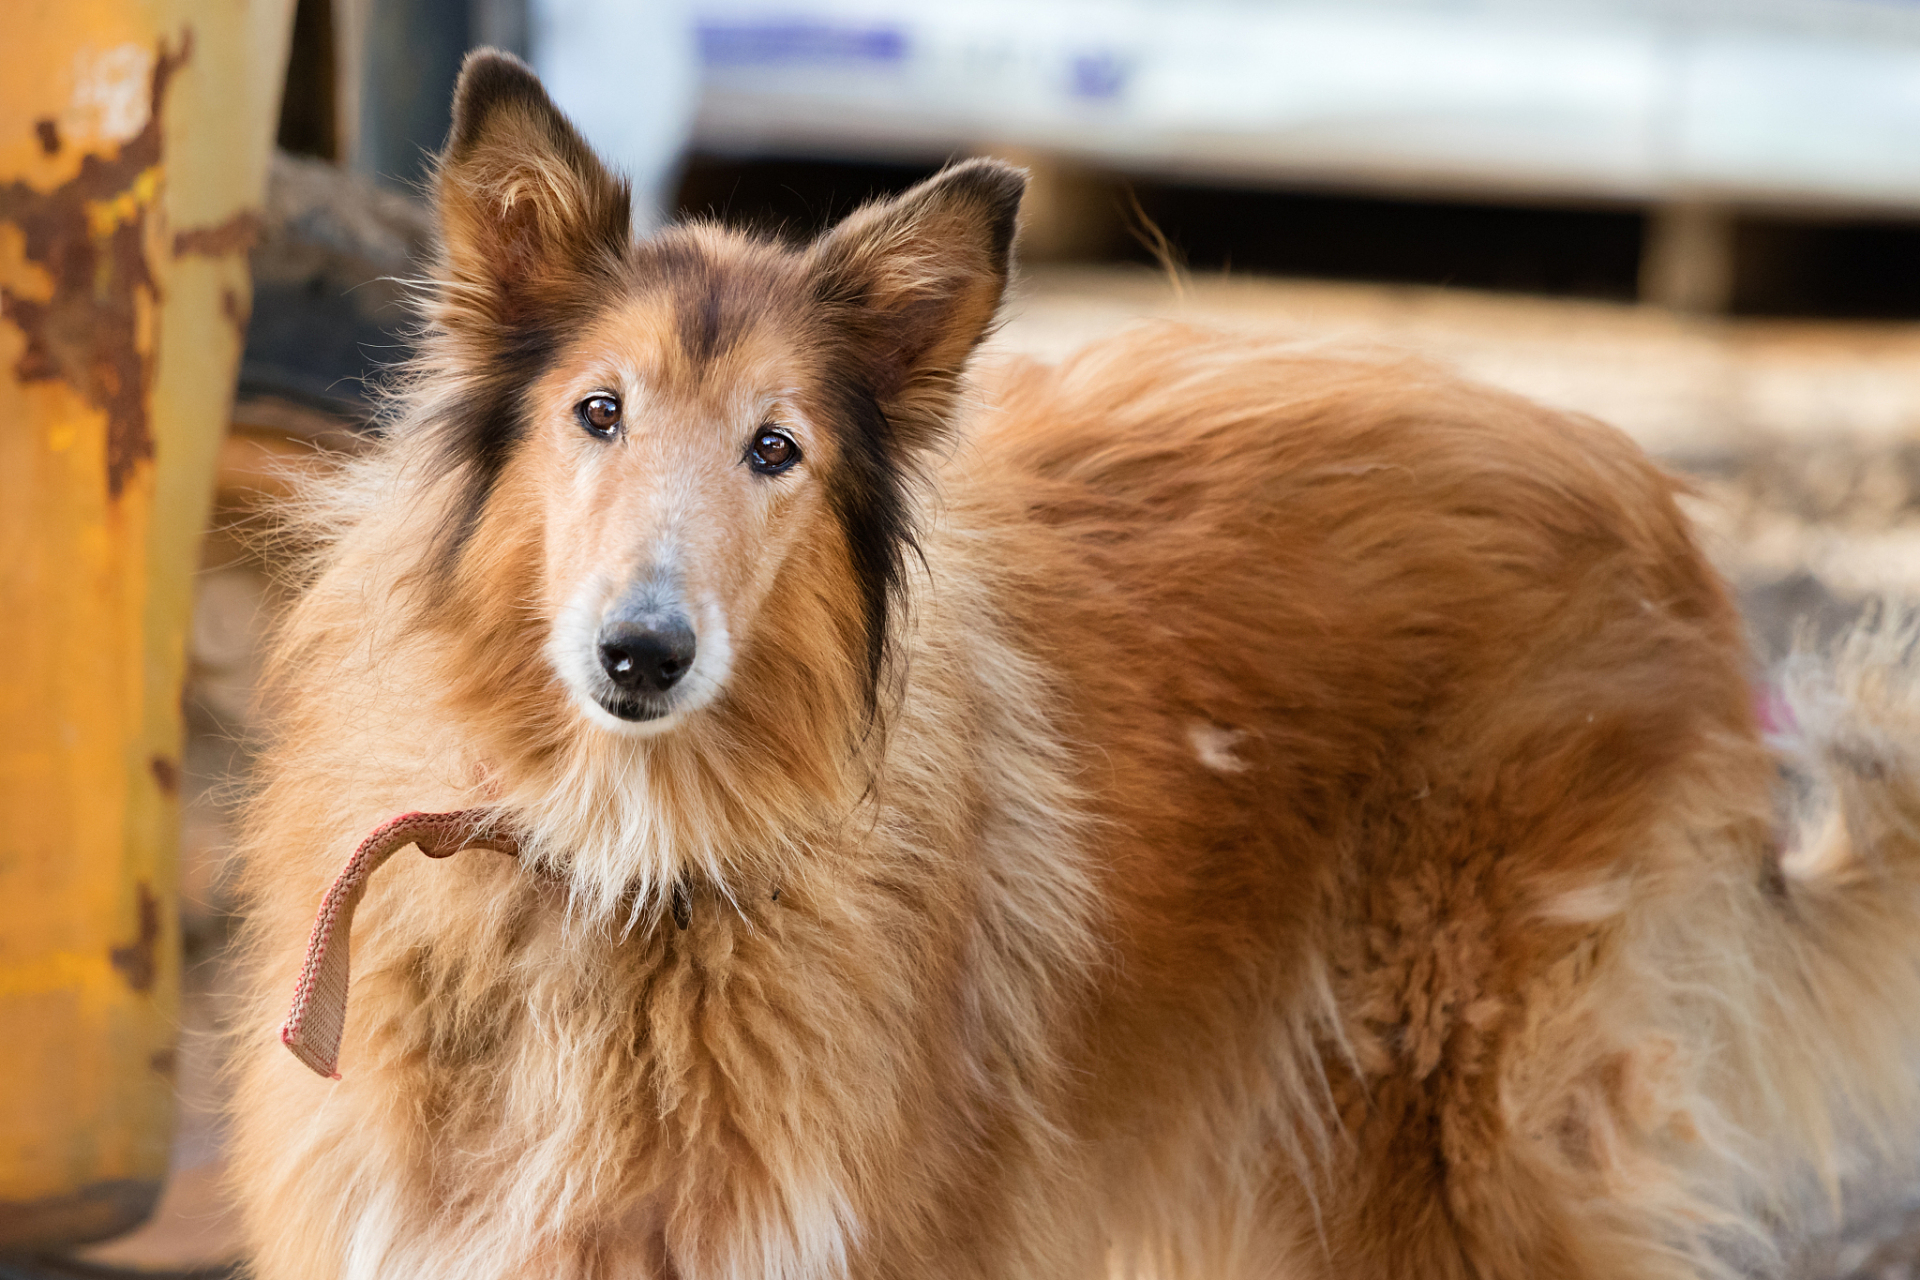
229,52,1920,1280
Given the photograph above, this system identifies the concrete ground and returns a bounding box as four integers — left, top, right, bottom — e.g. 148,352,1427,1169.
57,266,1920,1277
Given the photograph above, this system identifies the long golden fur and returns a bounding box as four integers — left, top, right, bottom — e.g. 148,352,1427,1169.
230,51,1920,1279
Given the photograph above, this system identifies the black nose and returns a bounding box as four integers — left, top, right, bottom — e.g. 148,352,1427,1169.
597,617,696,694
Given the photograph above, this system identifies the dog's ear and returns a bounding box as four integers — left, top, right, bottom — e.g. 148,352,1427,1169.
808,159,1026,440
434,50,631,330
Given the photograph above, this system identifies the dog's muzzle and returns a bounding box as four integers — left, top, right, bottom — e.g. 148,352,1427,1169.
591,589,696,721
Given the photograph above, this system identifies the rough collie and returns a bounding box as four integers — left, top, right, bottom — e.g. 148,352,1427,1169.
230,50,1920,1280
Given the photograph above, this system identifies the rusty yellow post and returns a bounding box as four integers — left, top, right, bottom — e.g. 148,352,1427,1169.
0,0,295,1250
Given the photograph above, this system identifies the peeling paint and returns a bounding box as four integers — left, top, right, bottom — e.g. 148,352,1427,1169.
1,2,294,1234
66,43,157,146
0,33,189,497
108,882,160,993
171,208,258,257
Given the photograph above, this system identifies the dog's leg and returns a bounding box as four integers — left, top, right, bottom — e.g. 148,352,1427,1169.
1277,1063,1677,1280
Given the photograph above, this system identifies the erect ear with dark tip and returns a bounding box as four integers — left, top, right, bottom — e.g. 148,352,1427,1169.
808,159,1026,441
434,49,631,330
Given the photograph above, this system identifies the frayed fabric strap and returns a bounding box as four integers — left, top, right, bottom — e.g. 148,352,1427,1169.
280,809,520,1079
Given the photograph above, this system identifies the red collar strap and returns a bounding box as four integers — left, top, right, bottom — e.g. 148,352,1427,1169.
279,809,520,1079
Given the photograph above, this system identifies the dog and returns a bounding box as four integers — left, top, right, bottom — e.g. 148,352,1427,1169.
229,49,1920,1280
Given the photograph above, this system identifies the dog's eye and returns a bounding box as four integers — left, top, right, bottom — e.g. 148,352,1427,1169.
748,429,800,474
577,394,621,438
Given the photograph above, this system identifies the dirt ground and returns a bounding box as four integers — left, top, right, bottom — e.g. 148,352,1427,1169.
69,266,1920,1278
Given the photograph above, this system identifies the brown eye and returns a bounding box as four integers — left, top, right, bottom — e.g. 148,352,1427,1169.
577,394,621,438
748,428,800,474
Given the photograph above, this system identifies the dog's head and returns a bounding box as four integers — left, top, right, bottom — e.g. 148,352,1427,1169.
416,52,1023,744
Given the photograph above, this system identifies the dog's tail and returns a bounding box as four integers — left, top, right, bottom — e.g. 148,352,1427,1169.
1744,608,1920,1212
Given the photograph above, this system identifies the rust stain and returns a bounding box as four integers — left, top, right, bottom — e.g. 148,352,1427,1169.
171,208,258,258
148,753,179,795
220,285,249,334
0,32,191,497
33,118,60,157
108,882,161,993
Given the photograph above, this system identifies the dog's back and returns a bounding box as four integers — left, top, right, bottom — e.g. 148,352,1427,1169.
950,327,1774,1277
228,52,1920,1280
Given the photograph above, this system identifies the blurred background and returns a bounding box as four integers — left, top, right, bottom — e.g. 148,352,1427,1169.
11,0,1920,1276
